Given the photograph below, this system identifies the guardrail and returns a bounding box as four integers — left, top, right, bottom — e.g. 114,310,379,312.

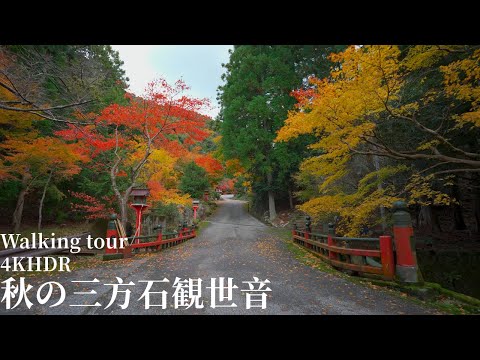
293,226,394,280
292,201,421,283
104,217,196,260
129,227,196,250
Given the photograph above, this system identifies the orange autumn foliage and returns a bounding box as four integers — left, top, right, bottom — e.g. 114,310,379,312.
1,136,89,180
194,154,224,178
225,158,245,177
56,78,210,162
217,178,235,193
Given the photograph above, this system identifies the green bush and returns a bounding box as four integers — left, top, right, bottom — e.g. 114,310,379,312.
179,162,210,199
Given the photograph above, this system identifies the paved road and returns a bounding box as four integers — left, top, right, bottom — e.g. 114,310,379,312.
0,198,437,314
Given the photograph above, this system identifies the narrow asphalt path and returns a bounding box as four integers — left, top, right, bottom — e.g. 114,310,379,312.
1,198,437,314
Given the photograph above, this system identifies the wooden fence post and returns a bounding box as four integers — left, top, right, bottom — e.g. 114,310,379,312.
379,235,395,280
178,223,183,243
327,223,337,260
155,224,163,250
182,221,188,241
304,216,311,247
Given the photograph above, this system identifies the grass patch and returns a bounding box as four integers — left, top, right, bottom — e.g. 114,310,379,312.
196,220,210,236
357,278,480,315
285,237,338,274
234,194,250,201
269,228,340,275
194,202,221,236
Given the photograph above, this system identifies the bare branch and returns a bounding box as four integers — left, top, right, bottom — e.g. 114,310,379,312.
0,99,93,112
19,109,91,125
434,45,470,54
381,97,480,159
417,161,453,175
343,132,480,169
430,168,480,176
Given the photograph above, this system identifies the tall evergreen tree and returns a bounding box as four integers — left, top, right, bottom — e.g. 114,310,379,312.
179,162,210,199
218,45,345,219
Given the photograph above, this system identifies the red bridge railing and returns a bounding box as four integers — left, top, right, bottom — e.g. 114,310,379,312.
292,201,420,283
129,227,196,251
293,227,394,280
104,218,196,260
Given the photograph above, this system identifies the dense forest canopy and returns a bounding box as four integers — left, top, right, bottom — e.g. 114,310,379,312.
218,45,346,220
0,45,223,232
1,44,479,244
220,45,480,238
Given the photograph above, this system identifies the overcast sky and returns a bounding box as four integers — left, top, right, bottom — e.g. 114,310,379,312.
112,45,233,118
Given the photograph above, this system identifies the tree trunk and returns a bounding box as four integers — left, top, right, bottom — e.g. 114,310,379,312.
452,184,467,230
474,194,480,234
119,195,129,230
418,205,441,233
38,170,53,231
266,171,276,220
453,204,467,230
418,205,432,232
111,185,130,230
12,171,32,233
372,155,387,231
288,185,294,210
109,158,134,230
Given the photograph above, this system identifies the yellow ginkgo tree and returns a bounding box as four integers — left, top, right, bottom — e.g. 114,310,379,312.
276,45,480,236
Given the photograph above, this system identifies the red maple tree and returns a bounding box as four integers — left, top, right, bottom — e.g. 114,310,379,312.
194,154,224,181
69,191,116,220
217,178,236,193
56,78,211,226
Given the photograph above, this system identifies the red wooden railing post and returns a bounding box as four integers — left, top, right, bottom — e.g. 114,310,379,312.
120,242,133,258
178,223,183,242
305,216,312,248
155,224,163,250
156,225,163,241
105,214,119,254
379,235,394,280
304,229,310,244
392,201,422,283
327,223,337,260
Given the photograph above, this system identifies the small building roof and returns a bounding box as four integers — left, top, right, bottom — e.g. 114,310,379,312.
130,188,150,197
